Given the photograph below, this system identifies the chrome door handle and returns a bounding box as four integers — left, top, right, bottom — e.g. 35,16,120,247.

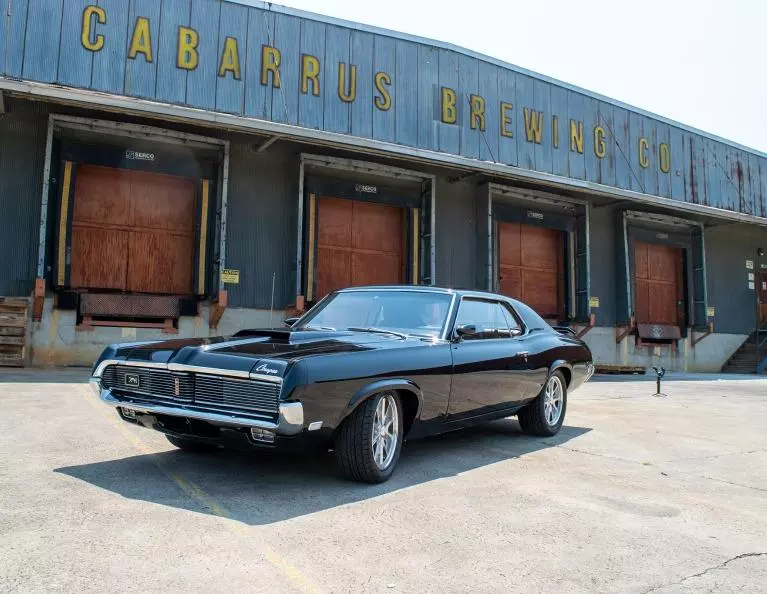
518,351,529,359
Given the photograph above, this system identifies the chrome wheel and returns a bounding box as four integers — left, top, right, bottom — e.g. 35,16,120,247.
372,393,399,470
543,375,564,426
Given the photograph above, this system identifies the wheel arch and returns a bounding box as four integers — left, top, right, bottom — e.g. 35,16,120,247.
549,360,573,388
340,379,423,436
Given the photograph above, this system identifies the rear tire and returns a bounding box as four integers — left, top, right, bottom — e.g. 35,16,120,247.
518,371,567,437
334,391,403,483
165,434,219,453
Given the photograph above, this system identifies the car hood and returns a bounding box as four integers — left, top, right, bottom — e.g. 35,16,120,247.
111,329,422,376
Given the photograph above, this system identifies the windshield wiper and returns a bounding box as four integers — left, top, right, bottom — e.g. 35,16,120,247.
346,327,408,339
302,325,336,331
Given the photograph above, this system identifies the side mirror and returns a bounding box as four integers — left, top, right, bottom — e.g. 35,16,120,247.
283,317,300,328
455,324,478,339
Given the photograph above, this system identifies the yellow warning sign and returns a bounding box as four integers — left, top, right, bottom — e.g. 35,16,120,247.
221,269,240,284
588,296,600,308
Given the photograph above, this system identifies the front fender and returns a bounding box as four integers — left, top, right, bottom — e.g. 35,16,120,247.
339,378,424,425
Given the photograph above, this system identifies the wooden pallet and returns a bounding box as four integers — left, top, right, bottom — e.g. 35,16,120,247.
0,298,29,367
594,364,647,375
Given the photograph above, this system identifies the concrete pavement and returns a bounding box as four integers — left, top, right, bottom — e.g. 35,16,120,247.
0,369,765,593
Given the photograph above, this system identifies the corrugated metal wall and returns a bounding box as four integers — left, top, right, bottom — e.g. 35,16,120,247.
0,99,48,296
589,206,617,327
225,141,299,309
705,223,767,334
434,177,475,289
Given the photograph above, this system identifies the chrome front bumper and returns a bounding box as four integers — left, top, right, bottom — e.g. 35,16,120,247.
90,378,304,436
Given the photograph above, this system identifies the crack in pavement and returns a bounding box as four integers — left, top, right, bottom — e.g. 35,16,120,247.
550,444,767,493
641,552,767,593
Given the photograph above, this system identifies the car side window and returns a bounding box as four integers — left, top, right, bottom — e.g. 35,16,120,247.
454,299,511,340
500,304,524,336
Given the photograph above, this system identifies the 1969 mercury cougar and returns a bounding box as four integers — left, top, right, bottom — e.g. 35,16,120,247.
91,286,594,483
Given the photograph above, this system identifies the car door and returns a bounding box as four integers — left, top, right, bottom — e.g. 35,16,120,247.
447,298,530,419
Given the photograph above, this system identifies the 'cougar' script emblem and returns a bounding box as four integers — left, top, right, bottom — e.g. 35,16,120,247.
255,364,279,375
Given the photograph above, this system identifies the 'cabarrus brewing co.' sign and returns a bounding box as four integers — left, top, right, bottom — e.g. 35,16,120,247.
78,4,672,174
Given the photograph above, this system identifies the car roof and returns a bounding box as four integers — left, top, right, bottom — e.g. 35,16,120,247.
336,285,518,302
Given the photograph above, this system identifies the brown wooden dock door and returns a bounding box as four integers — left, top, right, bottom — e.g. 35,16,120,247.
70,165,196,295
315,197,405,299
498,221,565,319
633,241,684,326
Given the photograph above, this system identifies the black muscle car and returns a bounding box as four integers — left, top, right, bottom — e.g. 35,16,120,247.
91,286,594,483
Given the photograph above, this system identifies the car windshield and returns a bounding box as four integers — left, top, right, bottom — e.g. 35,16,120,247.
296,290,453,338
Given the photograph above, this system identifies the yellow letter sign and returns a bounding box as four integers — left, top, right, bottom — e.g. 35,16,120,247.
128,17,153,62
81,5,106,52
177,26,199,71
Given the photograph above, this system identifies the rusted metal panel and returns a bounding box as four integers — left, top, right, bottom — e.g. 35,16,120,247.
515,73,535,171
567,90,586,181
91,0,129,95
533,78,552,174
58,0,94,89
549,85,568,178
437,47,459,155
669,126,685,200
396,40,419,148
271,12,301,125
6,0,29,78
156,0,191,105
656,123,671,198
459,54,480,160
186,0,220,110
613,106,632,191
323,25,351,135
477,61,499,163
215,1,248,115
124,0,161,100
497,68,517,167
583,96,599,183
350,30,374,139
372,34,395,143
596,102,616,188
243,8,275,121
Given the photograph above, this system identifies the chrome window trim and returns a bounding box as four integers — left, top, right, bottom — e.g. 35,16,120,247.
93,360,283,383
451,296,528,342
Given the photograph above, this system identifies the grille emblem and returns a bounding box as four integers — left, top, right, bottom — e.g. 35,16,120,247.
174,377,180,396
125,373,140,388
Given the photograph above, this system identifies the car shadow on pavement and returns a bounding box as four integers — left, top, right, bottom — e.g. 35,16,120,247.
55,420,589,526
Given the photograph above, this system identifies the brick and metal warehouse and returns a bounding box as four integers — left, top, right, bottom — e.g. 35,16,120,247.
0,0,766,372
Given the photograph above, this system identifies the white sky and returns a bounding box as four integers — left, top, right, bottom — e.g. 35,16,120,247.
277,0,767,153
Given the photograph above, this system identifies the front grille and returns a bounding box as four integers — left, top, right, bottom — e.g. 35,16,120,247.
101,365,280,420
194,374,280,416
101,365,193,403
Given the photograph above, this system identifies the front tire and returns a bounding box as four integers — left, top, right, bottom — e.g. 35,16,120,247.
518,371,567,437
334,391,403,483
165,434,219,453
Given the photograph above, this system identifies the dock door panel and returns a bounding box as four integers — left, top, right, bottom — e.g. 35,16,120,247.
315,197,405,299
498,221,566,320
633,240,684,326
70,165,196,295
